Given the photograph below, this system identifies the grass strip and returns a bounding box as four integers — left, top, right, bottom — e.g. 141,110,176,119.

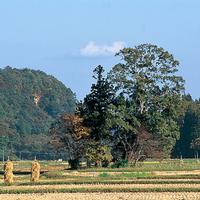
136,175,200,179
42,174,200,180
1,187,200,194
16,180,200,186
79,166,200,172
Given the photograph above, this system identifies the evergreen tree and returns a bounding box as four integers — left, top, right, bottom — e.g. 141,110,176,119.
175,96,200,158
82,65,115,142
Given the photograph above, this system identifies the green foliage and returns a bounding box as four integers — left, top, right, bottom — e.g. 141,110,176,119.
82,65,115,141
173,95,200,158
86,141,113,167
108,44,185,157
191,138,200,150
0,67,76,159
0,43,197,164
111,159,128,168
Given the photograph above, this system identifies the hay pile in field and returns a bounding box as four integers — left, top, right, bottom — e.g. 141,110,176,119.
4,160,14,184
31,160,40,182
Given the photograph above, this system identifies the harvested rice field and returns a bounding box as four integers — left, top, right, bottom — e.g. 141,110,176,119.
1,193,200,200
1,160,200,199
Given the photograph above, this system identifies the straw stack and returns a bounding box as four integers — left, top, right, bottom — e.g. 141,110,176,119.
31,159,40,182
4,159,14,184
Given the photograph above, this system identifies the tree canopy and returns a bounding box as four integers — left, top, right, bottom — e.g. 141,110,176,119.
0,66,76,159
1,43,200,164
108,44,185,157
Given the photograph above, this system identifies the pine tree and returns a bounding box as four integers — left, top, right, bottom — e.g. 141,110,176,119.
82,65,114,142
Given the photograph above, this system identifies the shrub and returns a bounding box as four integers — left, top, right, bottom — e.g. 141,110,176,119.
111,160,128,168
86,142,113,167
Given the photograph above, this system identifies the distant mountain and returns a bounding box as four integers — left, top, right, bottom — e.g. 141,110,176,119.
0,66,76,159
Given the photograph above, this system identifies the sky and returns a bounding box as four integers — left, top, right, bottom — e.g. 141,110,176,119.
0,0,200,100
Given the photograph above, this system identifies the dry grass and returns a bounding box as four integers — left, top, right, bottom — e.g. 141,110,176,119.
1,192,200,200
2,160,200,199
30,160,40,182
2,183,200,191
4,161,14,184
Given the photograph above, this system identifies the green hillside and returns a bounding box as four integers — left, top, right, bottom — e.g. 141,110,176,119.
0,66,76,159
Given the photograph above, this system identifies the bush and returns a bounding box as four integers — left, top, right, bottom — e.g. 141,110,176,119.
111,160,128,168
86,142,113,167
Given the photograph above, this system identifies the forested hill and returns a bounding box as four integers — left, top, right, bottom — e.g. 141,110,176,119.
0,66,76,139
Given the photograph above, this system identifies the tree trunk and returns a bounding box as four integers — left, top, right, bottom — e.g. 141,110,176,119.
68,159,80,170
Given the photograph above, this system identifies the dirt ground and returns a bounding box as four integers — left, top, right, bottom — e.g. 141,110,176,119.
1,192,200,200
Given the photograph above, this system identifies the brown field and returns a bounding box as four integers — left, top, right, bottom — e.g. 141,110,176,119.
1,160,200,199
1,193,200,200
2,183,200,191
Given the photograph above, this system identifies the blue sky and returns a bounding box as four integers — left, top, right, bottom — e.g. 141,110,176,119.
0,0,200,100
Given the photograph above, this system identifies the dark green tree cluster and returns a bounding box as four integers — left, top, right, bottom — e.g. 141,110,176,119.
0,67,76,159
173,95,200,158
83,44,184,163
51,44,192,168
107,44,185,159
3,44,197,165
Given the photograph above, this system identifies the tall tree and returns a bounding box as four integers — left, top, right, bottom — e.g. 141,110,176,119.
82,65,115,142
50,113,90,169
108,44,185,157
109,95,162,164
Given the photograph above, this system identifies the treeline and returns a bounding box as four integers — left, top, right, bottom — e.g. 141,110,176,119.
50,44,200,169
173,95,200,158
1,44,200,165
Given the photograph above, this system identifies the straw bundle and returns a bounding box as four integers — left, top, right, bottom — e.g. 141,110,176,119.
31,160,40,182
4,160,14,184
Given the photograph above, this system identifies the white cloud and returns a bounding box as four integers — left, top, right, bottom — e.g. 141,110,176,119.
80,41,125,57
